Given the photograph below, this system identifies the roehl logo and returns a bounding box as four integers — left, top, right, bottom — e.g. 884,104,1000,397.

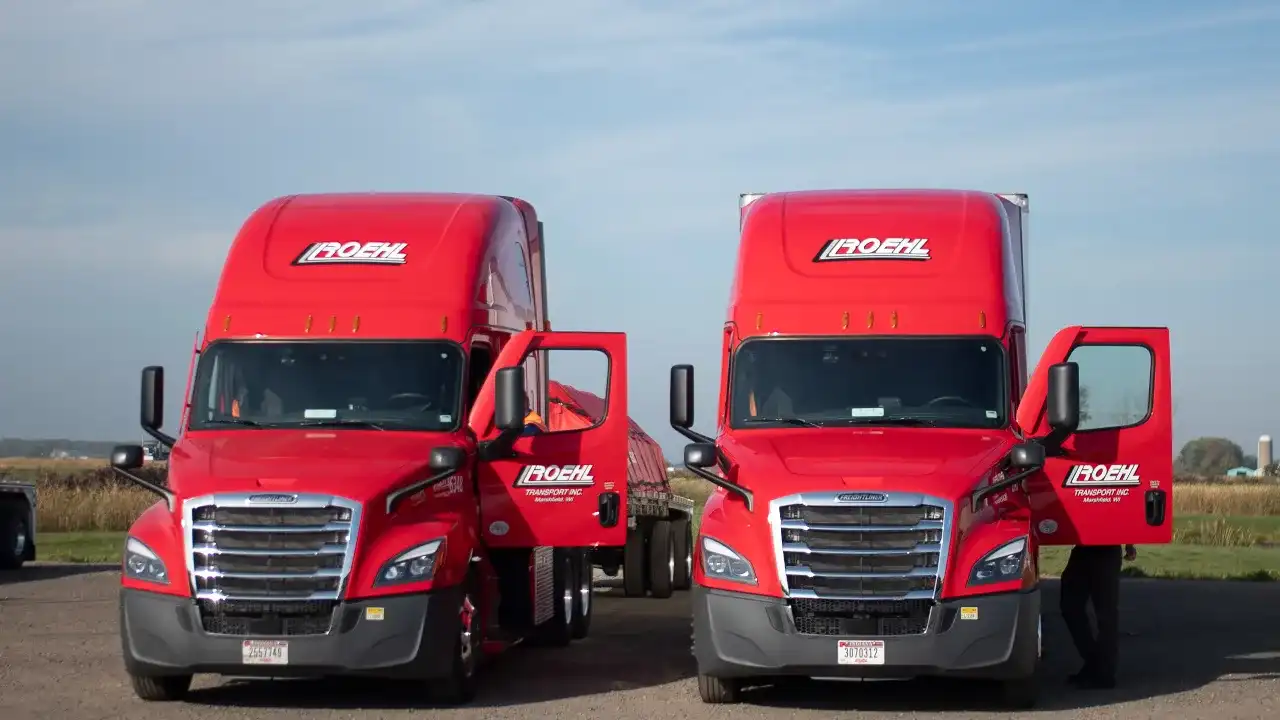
815,237,931,262
1063,464,1141,488
514,464,596,488
292,242,408,266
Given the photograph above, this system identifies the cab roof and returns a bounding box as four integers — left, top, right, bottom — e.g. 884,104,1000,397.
205,192,526,342
731,189,1024,338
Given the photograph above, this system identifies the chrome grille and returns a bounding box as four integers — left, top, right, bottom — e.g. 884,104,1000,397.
183,493,362,636
771,491,952,637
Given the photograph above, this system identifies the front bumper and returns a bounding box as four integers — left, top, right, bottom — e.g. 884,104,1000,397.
120,586,463,679
693,586,1039,681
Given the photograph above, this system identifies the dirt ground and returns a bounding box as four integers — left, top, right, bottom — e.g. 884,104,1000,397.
1,565,1276,719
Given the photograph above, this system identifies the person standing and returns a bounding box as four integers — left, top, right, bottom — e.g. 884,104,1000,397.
1059,543,1138,689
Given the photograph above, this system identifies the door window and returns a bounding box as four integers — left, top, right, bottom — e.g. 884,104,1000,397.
1064,344,1153,432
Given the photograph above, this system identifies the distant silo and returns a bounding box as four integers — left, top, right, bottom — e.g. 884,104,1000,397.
1260,435,1273,472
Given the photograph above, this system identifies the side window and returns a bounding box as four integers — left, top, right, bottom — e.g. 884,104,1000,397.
524,349,545,418
534,348,610,435
1009,326,1028,404
467,343,494,409
1065,344,1153,431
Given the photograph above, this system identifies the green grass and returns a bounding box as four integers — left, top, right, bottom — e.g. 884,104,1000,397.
1039,544,1280,581
1174,514,1280,547
37,531,124,563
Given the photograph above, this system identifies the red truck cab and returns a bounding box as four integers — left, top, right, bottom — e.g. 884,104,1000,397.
669,189,1173,707
109,193,632,704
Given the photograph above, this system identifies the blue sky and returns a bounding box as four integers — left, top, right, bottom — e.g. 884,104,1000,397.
1,0,1277,460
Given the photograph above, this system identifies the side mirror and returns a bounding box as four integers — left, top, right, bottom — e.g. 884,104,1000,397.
1046,362,1080,433
670,364,695,429
1008,441,1045,470
494,367,526,431
110,444,145,471
428,446,466,474
141,366,165,430
684,442,716,469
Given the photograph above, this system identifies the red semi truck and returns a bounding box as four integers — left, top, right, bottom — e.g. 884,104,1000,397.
669,189,1173,707
108,192,636,703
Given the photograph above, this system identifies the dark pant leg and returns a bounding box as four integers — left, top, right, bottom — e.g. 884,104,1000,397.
1059,545,1096,669
1087,545,1124,680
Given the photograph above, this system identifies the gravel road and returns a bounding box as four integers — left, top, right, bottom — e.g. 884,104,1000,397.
1,564,1277,719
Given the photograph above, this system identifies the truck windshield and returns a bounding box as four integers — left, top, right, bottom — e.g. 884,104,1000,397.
729,336,1007,429
188,340,464,432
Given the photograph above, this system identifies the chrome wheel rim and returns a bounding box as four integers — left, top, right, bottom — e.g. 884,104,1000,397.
459,593,476,674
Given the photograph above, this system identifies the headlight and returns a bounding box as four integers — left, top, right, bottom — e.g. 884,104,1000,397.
968,536,1027,586
374,539,444,587
123,537,169,584
701,536,756,585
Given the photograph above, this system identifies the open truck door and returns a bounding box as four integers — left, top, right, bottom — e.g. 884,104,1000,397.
1016,326,1173,547
469,330,629,549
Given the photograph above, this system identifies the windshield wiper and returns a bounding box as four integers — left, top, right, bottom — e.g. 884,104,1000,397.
837,416,941,427
202,418,266,428
293,419,387,431
743,416,824,428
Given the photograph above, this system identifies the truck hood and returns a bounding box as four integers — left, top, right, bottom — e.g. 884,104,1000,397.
719,427,1015,502
166,430,457,504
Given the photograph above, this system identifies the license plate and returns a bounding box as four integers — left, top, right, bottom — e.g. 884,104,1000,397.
242,640,289,665
837,639,884,665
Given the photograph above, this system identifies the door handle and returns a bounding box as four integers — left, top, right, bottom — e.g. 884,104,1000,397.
598,492,620,528
1144,489,1167,527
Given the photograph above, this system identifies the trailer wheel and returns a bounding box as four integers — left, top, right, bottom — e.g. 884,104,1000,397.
428,573,481,705
622,525,647,597
570,549,593,639
697,673,740,703
647,519,674,599
0,505,29,570
671,518,692,591
128,673,192,702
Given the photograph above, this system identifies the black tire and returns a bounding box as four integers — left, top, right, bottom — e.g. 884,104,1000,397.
129,673,192,702
671,517,692,591
697,673,740,703
622,525,647,598
998,675,1039,709
0,505,29,570
570,549,593,640
647,519,674,599
533,550,574,647
427,575,482,705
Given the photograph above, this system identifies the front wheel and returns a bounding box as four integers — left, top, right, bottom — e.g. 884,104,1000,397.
427,577,482,704
697,673,741,703
998,675,1039,709
129,673,192,702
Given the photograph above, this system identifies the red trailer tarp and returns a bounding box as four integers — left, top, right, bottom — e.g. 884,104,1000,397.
546,381,669,498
